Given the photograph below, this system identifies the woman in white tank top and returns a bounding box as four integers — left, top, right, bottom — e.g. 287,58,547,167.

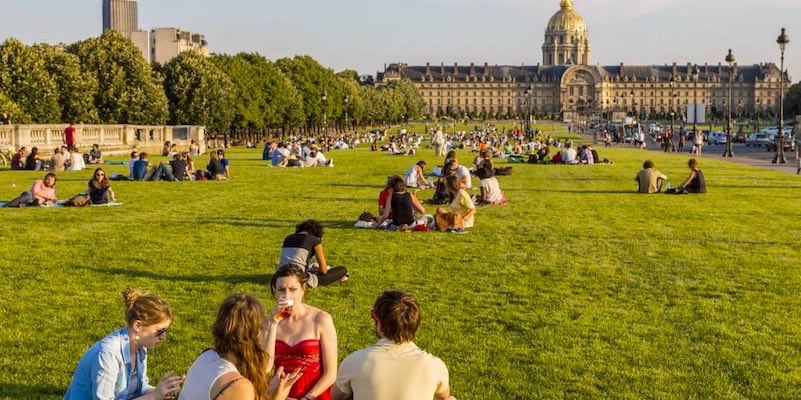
179,295,301,400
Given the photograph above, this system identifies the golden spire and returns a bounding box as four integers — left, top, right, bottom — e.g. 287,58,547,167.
560,0,574,10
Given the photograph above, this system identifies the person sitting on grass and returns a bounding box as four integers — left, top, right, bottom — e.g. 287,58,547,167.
438,175,476,232
10,147,27,170
444,159,472,190
476,167,506,206
332,291,456,400
561,142,578,164
430,163,456,205
405,161,431,188
4,172,58,207
88,144,103,164
218,149,231,179
183,152,196,179
128,150,140,180
278,219,349,288
378,175,398,218
635,160,667,194
88,168,117,204
25,147,43,171
206,151,227,180
169,153,191,181
64,289,183,400
179,294,302,400
68,146,86,171
667,158,707,194
271,142,290,167
132,153,152,181
50,147,66,172
376,176,429,231
579,145,595,165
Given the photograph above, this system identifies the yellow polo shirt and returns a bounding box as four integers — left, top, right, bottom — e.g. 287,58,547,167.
335,338,450,400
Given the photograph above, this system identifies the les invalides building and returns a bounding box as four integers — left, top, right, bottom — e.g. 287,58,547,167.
377,0,789,123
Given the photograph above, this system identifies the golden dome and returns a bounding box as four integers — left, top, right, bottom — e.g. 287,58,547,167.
547,0,588,33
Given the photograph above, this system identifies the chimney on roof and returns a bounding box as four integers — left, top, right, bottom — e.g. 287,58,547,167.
454,63,458,75
718,62,722,74
704,63,708,75
619,62,625,76
425,63,431,75
470,62,475,76
672,62,678,76
441,63,445,75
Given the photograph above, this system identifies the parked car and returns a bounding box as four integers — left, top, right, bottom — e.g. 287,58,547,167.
708,132,727,145
766,134,795,152
745,133,770,147
734,130,749,143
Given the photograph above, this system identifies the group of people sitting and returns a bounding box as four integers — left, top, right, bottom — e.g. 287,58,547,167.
127,149,229,181
9,144,103,172
635,158,707,194
3,168,117,207
266,141,333,168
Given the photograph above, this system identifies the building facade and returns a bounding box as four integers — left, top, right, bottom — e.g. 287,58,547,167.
377,0,790,123
150,28,209,65
102,0,138,37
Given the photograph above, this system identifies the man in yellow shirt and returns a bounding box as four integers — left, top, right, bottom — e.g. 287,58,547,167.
332,291,455,400
635,160,667,194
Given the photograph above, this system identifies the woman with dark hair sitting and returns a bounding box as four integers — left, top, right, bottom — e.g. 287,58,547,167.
376,176,428,231
278,220,349,288
179,294,301,400
668,158,707,194
88,168,116,204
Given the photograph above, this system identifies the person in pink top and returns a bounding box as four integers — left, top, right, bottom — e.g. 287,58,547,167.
4,173,57,207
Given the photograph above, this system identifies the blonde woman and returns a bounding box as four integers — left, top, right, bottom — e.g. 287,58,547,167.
64,289,183,399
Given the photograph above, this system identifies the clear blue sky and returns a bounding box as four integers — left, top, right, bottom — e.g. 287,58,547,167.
2,0,800,81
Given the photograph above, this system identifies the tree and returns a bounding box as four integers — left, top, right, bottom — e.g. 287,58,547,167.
0,91,30,124
0,38,61,123
69,30,168,125
162,51,235,134
32,44,99,124
276,55,345,131
785,81,801,119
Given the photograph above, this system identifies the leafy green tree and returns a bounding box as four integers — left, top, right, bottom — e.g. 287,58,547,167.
0,38,61,123
0,91,30,124
276,55,345,130
32,44,99,124
211,54,267,133
69,30,168,124
162,51,235,134
785,81,801,119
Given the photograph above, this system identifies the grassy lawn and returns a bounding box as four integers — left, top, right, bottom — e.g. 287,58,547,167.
1,139,801,399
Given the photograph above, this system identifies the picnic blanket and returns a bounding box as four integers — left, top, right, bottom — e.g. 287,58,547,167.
0,201,124,208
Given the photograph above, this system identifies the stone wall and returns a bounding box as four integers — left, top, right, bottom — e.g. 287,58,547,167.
0,124,206,154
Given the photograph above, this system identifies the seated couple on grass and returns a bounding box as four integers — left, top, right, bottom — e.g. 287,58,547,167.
278,219,349,287
3,169,117,208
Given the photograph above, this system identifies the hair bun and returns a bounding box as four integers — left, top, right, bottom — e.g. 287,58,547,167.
122,288,142,309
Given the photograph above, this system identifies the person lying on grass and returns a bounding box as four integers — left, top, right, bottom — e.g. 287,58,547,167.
179,294,301,400
64,288,184,400
375,176,429,231
278,219,349,287
4,172,58,207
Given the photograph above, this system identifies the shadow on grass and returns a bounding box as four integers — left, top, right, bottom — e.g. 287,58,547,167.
75,264,272,285
196,218,355,229
0,383,65,397
526,189,634,195
715,184,801,190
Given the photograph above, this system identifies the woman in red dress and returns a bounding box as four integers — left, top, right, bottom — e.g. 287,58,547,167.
269,264,337,400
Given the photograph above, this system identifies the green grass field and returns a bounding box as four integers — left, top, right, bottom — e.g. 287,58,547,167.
1,138,801,399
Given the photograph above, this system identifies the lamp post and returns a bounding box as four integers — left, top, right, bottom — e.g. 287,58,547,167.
322,90,328,135
343,94,349,133
670,74,676,151
773,27,790,164
525,89,532,135
691,65,700,138
724,49,735,157
755,98,761,132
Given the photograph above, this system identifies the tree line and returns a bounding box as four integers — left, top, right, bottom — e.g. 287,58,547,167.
0,31,426,142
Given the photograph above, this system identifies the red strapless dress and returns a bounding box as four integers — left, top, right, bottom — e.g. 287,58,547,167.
275,339,331,400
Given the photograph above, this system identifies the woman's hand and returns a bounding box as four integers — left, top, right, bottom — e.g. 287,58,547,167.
270,298,292,323
268,366,303,400
153,371,184,399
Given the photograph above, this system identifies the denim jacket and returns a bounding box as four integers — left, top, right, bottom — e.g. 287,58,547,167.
64,327,153,400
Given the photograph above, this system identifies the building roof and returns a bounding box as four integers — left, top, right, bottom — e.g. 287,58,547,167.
378,63,786,84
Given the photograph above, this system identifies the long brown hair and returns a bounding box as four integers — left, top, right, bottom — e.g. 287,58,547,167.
211,294,270,399
90,168,110,190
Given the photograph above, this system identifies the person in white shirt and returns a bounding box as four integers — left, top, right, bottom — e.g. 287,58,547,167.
405,161,431,188
68,146,86,171
432,130,445,156
445,160,472,189
477,167,505,205
561,143,578,164
332,291,455,400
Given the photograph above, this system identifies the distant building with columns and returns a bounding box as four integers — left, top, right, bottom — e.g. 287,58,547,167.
377,0,790,122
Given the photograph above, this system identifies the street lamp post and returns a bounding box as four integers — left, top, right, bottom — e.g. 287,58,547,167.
724,49,735,157
343,94,349,133
692,65,700,139
525,89,532,135
670,74,676,152
773,27,790,164
322,90,328,135
755,99,761,132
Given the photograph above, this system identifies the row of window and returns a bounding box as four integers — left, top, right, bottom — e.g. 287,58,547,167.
425,97,779,107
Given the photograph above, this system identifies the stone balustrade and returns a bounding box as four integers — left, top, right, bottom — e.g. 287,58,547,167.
0,124,206,154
